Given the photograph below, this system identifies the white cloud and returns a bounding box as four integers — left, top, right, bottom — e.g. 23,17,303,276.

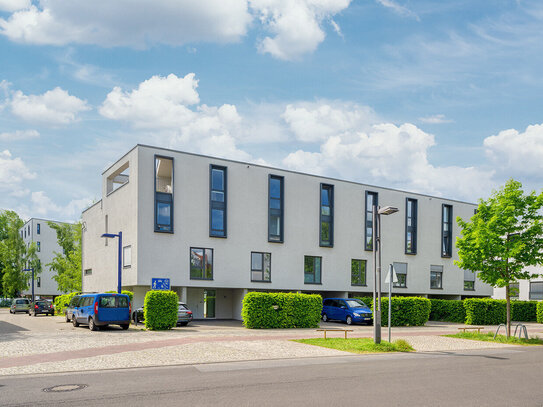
376,0,419,20
419,114,453,124
25,191,91,221
0,129,39,140
0,0,29,12
0,150,36,194
10,87,90,125
251,0,351,60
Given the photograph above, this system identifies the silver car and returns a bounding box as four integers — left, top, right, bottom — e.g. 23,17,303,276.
10,298,31,314
177,302,193,326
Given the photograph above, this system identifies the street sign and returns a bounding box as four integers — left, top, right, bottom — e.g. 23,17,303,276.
151,278,170,290
384,266,398,284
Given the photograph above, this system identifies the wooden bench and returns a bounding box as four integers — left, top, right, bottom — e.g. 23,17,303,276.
316,328,354,339
458,326,484,334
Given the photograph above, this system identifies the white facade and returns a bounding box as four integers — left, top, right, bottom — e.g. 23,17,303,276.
20,218,67,298
82,145,492,319
493,267,543,301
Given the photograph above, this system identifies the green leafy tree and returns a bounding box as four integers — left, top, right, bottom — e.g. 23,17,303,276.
47,222,82,293
455,180,543,337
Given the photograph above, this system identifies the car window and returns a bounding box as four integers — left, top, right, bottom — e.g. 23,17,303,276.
118,297,128,308
70,296,80,307
323,299,332,306
81,297,92,307
100,296,116,308
178,303,188,310
345,299,366,308
338,300,347,308
16,299,29,304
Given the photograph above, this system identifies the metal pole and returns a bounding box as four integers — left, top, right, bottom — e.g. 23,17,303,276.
118,232,122,294
388,264,392,343
373,205,381,344
31,268,35,304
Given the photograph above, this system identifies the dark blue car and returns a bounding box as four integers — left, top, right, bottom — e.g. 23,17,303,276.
71,293,131,331
322,298,372,325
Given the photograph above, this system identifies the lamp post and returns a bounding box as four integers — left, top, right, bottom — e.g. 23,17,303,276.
23,267,34,304
101,232,123,294
372,205,399,344
504,231,520,338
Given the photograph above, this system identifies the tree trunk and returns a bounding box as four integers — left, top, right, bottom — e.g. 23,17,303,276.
505,284,511,339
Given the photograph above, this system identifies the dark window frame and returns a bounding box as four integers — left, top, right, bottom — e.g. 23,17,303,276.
268,175,284,243
154,155,174,233
365,191,378,251
37,277,41,288
209,165,227,238
251,251,272,282
393,262,407,288
37,241,41,252
37,223,40,234
441,204,453,257
529,281,543,300
304,255,322,285
190,247,214,280
430,265,443,289
464,280,475,291
351,259,367,286
320,183,334,247
405,198,417,254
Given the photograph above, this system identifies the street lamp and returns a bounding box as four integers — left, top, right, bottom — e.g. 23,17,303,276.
373,205,399,344
23,267,34,304
101,232,123,294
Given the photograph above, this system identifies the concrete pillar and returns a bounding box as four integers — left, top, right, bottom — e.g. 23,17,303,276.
179,286,187,303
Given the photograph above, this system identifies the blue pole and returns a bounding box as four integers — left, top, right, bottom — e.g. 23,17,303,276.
31,268,34,304
118,231,122,294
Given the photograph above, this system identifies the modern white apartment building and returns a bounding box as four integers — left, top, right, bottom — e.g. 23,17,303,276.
82,145,492,319
20,218,67,298
493,268,543,301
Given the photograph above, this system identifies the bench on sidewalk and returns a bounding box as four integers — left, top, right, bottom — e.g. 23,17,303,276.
458,326,484,334
316,328,354,339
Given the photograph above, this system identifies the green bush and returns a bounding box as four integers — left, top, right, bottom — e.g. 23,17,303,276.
0,298,12,307
353,296,431,326
464,298,506,325
429,299,466,323
53,292,80,315
511,300,537,322
536,302,543,324
144,290,178,330
242,292,322,329
105,290,134,302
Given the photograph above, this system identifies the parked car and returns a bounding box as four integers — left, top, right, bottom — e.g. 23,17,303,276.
64,295,82,322
10,298,31,314
29,300,54,316
70,293,131,331
321,298,372,325
132,302,193,327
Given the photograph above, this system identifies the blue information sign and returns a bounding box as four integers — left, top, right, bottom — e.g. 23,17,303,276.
151,278,170,290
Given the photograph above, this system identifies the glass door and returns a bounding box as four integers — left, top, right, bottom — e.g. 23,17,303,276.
203,289,216,318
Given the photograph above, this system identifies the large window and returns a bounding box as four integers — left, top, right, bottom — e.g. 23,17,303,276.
210,165,227,237
37,223,40,234
393,262,407,288
365,191,378,251
268,175,284,242
442,204,453,257
464,270,476,291
155,156,173,232
320,184,334,247
431,265,443,289
529,281,543,300
406,198,417,254
304,256,322,284
190,247,213,280
123,245,131,268
251,252,271,282
351,259,366,286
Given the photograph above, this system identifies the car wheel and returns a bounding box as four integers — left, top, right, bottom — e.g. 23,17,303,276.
346,316,353,325
322,314,328,322
89,318,99,331
72,316,80,327
65,313,70,323
121,324,129,330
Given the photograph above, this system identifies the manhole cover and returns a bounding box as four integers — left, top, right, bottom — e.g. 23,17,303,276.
43,384,88,393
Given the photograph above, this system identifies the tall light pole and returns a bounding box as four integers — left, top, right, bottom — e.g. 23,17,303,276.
101,232,123,294
372,205,399,344
23,267,34,303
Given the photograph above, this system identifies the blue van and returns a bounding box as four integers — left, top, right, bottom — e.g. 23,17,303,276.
322,298,372,325
71,293,131,331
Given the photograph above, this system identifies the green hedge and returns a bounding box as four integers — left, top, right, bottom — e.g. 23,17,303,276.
144,290,178,330
105,290,134,302
353,296,431,327
464,298,506,325
511,301,538,322
537,302,543,324
429,299,466,323
242,292,322,329
53,292,80,315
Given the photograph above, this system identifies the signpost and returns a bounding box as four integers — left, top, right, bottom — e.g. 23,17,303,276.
384,264,398,343
151,278,170,290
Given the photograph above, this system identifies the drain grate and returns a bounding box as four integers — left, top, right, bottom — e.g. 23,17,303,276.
43,384,88,393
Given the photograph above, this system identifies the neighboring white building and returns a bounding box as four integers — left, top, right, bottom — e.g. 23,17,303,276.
493,267,543,301
82,144,492,319
20,218,68,299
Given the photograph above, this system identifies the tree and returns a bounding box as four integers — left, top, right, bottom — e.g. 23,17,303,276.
455,179,543,337
47,222,82,293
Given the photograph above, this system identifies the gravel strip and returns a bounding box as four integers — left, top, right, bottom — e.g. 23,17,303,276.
396,335,515,352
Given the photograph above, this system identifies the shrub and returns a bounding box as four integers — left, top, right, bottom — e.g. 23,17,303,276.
144,290,178,330
464,298,506,325
242,292,322,329
53,292,80,315
511,300,537,322
537,302,543,324
429,299,466,323
105,290,134,302
353,296,431,326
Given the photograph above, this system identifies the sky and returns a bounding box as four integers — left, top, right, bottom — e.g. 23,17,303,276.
1,0,543,222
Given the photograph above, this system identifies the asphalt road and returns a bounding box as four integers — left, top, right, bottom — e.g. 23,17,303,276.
1,346,542,407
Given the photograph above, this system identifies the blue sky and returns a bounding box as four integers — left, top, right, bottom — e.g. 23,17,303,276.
1,0,543,221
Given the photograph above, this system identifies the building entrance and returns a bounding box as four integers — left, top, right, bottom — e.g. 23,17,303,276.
203,289,216,318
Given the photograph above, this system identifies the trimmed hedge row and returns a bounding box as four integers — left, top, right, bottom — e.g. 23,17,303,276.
242,292,322,329
537,302,543,324
464,298,506,325
53,292,80,315
144,290,178,330
353,296,431,327
429,299,466,323
511,300,538,322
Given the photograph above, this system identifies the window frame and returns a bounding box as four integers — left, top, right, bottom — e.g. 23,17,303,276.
84,269,92,276
365,191,378,251
154,155,174,233
405,198,417,254
37,277,41,288
190,247,214,280
529,281,543,300
351,259,367,286
304,255,322,285
393,262,407,288
37,223,40,234
319,183,334,247
430,265,443,289
123,245,132,268
37,241,41,252
268,175,284,243
441,204,453,257
209,165,227,238
464,280,475,291
250,251,271,282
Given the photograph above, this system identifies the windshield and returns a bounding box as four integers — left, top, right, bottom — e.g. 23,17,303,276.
178,304,188,310
345,299,367,308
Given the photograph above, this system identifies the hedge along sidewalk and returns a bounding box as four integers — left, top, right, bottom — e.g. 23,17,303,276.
355,296,431,327
242,292,322,329
144,290,178,330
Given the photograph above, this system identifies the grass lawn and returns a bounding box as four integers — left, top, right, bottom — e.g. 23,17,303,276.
293,338,414,354
445,332,543,346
